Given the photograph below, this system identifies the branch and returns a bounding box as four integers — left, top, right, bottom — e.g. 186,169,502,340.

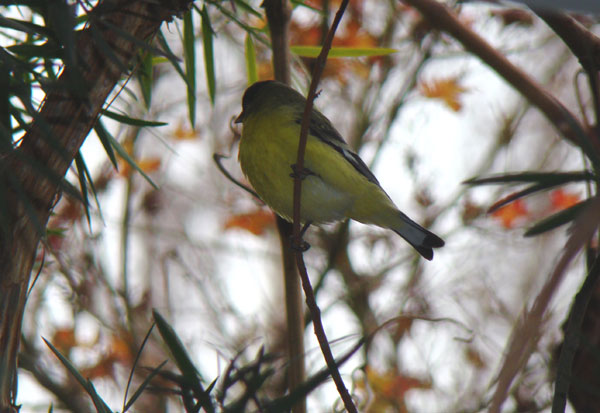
261,1,304,412
402,0,598,162
291,0,358,411
533,10,600,128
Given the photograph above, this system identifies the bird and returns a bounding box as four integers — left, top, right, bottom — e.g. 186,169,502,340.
235,80,444,260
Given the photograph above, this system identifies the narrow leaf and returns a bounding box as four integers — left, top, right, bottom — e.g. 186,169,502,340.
7,43,62,59
525,201,588,237
48,0,87,98
183,9,197,127
0,16,51,37
244,34,257,85
487,183,553,213
464,171,595,186
138,51,153,109
101,109,167,127
201,6,216,106
232,0,262,17
153,309,200,382
123,323,156,412
74,153,91,226
76,150,103,223
44,338,89,389
156,30,189,87
101,20,179,62
105,134,157,188
86,379,113,413
291,45,398,58
89,25,129,74
94,121,118,168
201,1,269,46
124,360,168,412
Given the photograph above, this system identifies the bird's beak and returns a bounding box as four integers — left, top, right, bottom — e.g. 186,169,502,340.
234,111,245,124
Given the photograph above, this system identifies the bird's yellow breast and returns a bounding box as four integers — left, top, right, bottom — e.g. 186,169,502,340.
238,106,394,224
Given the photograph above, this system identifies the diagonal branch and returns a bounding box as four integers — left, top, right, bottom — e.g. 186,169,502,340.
291,0,357,412
402,0,598,162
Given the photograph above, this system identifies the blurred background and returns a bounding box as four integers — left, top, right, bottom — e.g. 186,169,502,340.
2,0,599,411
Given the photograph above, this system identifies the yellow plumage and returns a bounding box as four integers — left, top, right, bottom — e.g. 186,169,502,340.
236,80,444,260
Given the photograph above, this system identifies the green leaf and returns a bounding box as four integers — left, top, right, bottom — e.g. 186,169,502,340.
101,109,167,127
0,16,51,37
43,338,89,389
86,380,113,413
153,309,200,383
290,45,398,58
43,338,113,413
244,34,258,85
156,30,189,87
487,184,545,213
74,153,91,226
123,323,158,412
183,9,197,127
464,171,595,186
233,0,263,16
47,1,76,60
525,201,588,237
101,20,179,62
48,0,87,99
153,309,216,413
6,43,62,59
94,121,118,169
201,5,216,106
77,150,103,223
138,51,154,109
105,133,157,189
123,360,167,412
202,1,269,46
89,25,129,74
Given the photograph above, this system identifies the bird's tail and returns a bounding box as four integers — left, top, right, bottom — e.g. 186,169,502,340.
391,211,444,261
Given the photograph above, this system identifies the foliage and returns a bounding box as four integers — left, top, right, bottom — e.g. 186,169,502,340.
2,0,600,412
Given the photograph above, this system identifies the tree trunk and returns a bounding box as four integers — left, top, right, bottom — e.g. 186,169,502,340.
0,1,192,411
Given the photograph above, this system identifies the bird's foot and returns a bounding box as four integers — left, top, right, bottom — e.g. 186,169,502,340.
290,222,312,252
290,236,311,252
289,164,316,180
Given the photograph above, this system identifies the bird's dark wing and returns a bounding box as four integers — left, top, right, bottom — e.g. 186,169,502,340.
294,110,381,186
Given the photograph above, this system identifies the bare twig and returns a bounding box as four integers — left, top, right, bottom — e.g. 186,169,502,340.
291,0,357,411
402,0,598,163
533,10,600,127
213,153,260,200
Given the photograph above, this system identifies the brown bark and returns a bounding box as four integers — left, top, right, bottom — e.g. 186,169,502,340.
0,1,192,411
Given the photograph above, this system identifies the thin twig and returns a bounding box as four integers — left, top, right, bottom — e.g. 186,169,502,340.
402,0,597,165
291,0,357,411
213,153,260,200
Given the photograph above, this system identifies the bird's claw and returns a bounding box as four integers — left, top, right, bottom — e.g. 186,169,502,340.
290,236,311,252
289,164,315,180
